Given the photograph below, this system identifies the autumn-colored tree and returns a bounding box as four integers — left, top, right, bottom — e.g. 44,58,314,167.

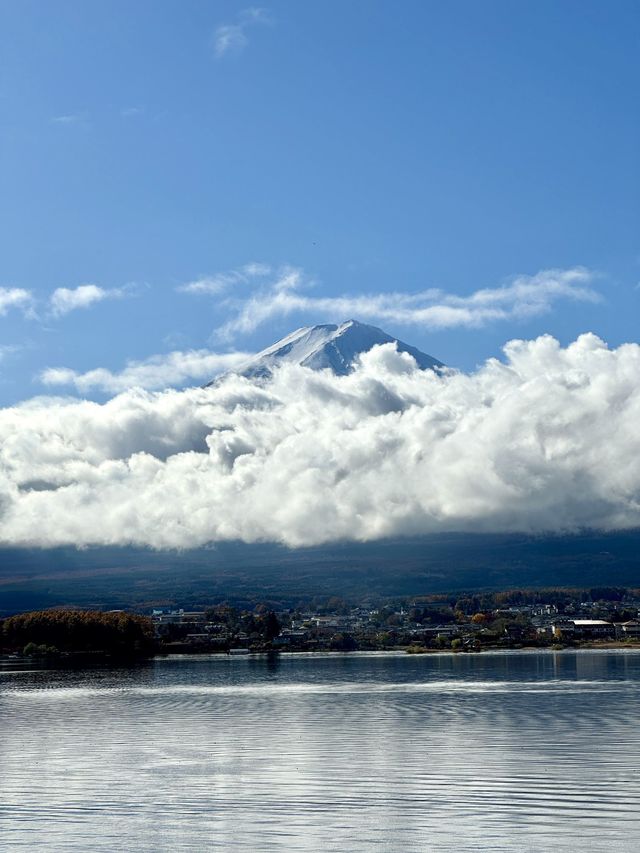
1,610,155,657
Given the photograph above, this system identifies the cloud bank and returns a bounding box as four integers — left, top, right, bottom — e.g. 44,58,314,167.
1,333,639,550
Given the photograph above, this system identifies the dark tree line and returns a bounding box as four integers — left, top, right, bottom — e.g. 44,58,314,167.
1,610,156,658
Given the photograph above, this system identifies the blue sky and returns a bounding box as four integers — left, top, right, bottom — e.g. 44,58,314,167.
0,0,638,404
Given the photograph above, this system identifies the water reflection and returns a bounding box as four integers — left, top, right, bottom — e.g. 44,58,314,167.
1,651,640,851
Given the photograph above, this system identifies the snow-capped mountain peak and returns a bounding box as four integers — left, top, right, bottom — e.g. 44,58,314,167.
210,320,443,383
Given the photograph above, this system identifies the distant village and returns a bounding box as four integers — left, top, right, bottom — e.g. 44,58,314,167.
4,587,640,662
150,587,640,654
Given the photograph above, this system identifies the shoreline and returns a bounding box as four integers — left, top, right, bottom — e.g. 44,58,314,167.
4,641,640,669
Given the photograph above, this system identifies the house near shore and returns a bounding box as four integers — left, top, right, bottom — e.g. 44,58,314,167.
152,609,206,626
618,620,640,638
550,619,615,639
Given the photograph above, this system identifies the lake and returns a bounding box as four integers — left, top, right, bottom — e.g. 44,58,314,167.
1,650,640,851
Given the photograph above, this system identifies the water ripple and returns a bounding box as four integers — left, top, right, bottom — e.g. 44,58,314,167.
2,651,640,851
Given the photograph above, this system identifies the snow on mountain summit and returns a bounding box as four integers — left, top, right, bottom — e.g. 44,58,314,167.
211,320,443,383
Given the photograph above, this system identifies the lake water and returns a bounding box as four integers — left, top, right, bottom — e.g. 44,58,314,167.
1,650,640,851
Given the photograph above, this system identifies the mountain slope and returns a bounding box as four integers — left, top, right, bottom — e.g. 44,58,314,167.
3,531,640,612
212,319,443,382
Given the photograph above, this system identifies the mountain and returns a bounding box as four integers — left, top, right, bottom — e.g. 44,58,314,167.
212,319,443,382
3,531,640,613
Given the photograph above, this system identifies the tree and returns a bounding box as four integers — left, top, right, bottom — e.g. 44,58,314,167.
2,610,155,658
330,633,358,651
263,611,281,641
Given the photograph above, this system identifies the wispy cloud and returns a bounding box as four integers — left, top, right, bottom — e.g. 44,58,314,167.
0,282,141,322
213,7,272,59
0,343,22,363
178,262,272,296
0,287,35,318
121,106,144,118
40,348,251,393
50,112,88,126
49,284,125,317
194,265,601,342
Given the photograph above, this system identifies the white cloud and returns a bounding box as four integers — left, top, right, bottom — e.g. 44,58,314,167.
178,262,271,295
2,332,640,549
213,7,272,58
0,287,33,317
49,284,121,317
39,348,251,393
209,266,600,341
0,282,136,321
